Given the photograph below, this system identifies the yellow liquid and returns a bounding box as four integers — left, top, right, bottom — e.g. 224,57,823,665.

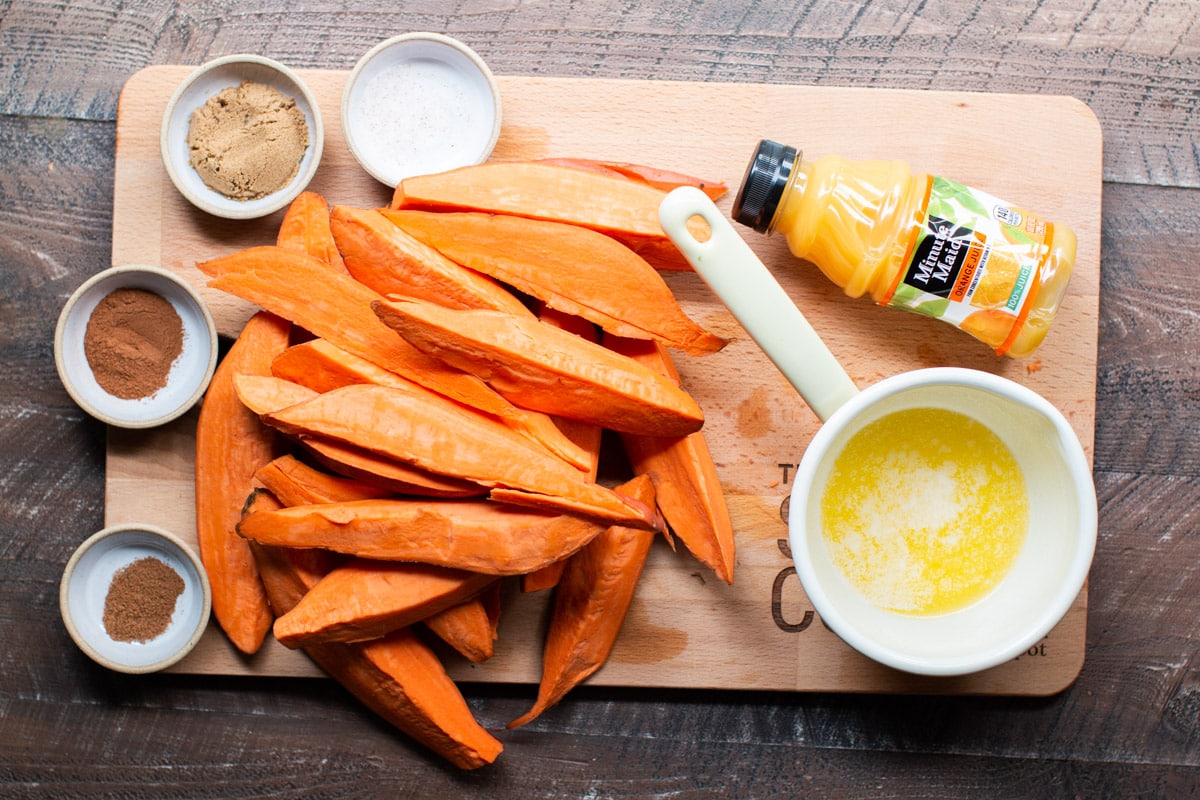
819,407,1029,615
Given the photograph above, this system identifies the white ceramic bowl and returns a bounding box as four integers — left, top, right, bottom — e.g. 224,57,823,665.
55,265,218,428
788,368,1098,677
342,32,502,186
161,54,324,219
60,524,211,674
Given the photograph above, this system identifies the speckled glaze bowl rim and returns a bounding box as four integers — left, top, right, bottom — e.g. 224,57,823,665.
59,523,212,674
340,32,502,186
54,264,218,429
160,53,325,219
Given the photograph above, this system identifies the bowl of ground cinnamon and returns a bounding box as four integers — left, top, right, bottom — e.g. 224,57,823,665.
60,524,211,674
161,54,324,219
55,264,218,428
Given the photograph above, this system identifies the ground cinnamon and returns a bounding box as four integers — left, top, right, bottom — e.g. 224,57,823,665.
84,287,184,399
102,556,186,643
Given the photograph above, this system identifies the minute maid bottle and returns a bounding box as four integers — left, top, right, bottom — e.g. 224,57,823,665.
732,140,1077,358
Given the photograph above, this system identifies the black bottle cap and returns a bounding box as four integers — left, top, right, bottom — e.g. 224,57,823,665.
732,139,798,233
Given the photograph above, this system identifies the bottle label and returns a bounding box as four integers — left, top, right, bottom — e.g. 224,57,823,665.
885,177,1050,352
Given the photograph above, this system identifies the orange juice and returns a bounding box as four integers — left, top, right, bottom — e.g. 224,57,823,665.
819,407,1029,615
732,140,1077,358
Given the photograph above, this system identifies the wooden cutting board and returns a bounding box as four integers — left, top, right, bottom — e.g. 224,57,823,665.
107,65,1102,695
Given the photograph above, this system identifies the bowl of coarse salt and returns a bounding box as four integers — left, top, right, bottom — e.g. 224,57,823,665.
342,32,502,186
54,264,218,429
161,54,324,219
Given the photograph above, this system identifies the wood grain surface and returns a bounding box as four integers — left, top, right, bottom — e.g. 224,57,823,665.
4,1,1200,797
107,65,1100,695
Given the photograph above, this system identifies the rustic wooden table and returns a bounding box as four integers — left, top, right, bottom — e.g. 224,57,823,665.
3,2,1199,796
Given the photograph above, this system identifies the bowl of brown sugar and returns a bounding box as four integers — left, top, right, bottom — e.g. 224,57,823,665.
55,264,218,428
60,524,211,674
161,54,324,219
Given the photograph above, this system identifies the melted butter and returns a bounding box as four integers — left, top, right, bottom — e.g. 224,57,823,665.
819,407,1028,616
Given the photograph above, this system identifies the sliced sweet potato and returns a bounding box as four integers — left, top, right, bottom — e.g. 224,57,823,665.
373,297,705,438
255,454,384,507
423,598,496,663
195,311,291,654
260,382,658,528
237,498,607,574
235,374,487,498
198,245,585,466
276,191,347,272
250,542,501,769
382,209,724,355
389,161,697,270
270,338,592,473
607,334,736,585
536,158,728,200
508,474,658,728
273,559,497,648
329,205,530,316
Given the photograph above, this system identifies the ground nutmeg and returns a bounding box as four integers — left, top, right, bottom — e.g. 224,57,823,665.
83,287,184,400
102,556,186,643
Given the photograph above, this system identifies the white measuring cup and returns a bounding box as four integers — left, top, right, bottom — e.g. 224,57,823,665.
660,187,1097,676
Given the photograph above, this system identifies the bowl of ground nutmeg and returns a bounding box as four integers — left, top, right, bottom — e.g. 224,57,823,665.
60,524,211,674
55,264,218,428
161,54,324,219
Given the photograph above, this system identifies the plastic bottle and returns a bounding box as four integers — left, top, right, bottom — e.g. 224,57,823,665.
732,140,1077,358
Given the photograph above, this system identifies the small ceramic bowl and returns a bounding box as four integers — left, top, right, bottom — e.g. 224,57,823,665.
161,54,324,219
55,264,218,429
60,524,211,674
342,32,502,186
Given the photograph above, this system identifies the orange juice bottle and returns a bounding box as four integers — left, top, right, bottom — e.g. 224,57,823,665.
732,140,1077,358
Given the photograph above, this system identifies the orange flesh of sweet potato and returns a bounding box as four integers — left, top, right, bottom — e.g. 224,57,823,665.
522,307,604,593
330,205,531,316
237,498,607,574
508,474,658,728
606,334,737,585
382,209,724,355
250,542,501,769
261,383,656,527
195,311,291,654
373,297,705,438
276,191,347,272
535,158,728,200
273,559,497,648
234,374,488,498
270,338,592,472
424,599,496,663
255,454,385,507
198,246,584,466
388,161,697,270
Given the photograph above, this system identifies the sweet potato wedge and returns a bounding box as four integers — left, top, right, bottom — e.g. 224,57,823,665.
389,161,697,269
424,598,496,664
194,311,290,654
235,374,487,498
607,334,736,584
382,209,724,355
250,542,501,769
277,191,347,272
273,559,497,648
261,383,658,527
508,474,658,728
330,205,531,316
198,245,585,467
237,498,607,574
373,297,705,438
536,158,728,200
270,338,592,473
255,454,384,507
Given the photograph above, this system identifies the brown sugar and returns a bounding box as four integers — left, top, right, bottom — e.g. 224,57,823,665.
102,556,186,643
187,80,309,200
83,287,184,399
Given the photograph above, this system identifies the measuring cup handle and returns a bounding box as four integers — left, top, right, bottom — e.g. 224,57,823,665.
659,186,859,422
